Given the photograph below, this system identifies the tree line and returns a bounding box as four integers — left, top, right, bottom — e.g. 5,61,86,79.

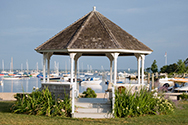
146,58,188,74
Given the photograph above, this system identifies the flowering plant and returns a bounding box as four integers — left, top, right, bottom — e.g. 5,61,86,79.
114,87,174,118
11,87,71,117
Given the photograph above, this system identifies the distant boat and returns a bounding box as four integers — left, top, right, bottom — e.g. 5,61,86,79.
84,72,94,76
41,77,61,82
2,76,21,80
81,77,102,85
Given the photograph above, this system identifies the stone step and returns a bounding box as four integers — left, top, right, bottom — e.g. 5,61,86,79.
74,98,112,118
75,102,111,108
76,107,111,113
76,98,109,103
74,112,113,119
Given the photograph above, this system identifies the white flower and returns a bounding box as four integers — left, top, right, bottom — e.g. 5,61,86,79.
137,106,139,109
36,87,39,90
153,92,158,97
61,100,64,102
26,94,28,98
33,86,36,90
61,109,65,112
126,107,128,110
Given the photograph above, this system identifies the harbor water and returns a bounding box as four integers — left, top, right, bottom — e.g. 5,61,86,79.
0,75,138,93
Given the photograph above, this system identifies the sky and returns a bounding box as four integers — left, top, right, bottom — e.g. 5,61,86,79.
0,0,188,71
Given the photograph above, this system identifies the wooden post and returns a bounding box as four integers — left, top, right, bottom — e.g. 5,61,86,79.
147,73,150,84
155,72,158,79
152,73,154,90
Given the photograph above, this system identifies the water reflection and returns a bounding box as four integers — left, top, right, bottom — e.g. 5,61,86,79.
0,77,41,93
0,76,140,93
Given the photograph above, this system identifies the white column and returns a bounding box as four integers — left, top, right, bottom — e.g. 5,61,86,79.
74,59,77,94
46,53,53,83
105,53,114,83
135,54,141,84
141,55,145,85
70,53,76,115
111,53,119,113
47,58,50,83
43,53,47,83
74,53,82,98
137,56,141,84
110,60,113,83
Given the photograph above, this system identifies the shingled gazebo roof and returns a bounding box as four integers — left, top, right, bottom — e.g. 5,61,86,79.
35,7,152,56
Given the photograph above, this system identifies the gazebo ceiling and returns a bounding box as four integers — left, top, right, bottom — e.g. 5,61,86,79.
35,7,152,56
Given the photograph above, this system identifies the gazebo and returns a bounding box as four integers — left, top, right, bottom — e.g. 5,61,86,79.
35,7,152,116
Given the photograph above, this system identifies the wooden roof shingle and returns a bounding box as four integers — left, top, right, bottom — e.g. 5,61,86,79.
35,7,152,55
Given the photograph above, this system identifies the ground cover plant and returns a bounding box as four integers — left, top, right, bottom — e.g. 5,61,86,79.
10,87,71,117
114,87,174,117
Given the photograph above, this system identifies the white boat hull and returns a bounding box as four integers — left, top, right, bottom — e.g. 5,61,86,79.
3,77,21,80
81,80,102,85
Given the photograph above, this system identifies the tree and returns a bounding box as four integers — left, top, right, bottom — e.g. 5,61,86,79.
146,67,151,73
177,59,186,73
185,58,188,66
160,63,178,74
151,60,158,73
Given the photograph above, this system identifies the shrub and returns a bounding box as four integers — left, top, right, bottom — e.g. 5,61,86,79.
11,87,71,117
179,93,188,100
114,87,174,118
82,88,97,98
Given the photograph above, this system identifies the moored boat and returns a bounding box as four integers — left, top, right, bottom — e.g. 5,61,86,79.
81,77,102,85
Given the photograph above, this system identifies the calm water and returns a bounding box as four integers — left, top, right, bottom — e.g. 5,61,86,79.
0,77,40,93
0,76,138,93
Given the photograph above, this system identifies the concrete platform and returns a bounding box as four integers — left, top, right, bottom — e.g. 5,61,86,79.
0,93,17,101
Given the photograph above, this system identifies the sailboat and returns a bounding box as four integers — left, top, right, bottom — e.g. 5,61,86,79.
3,57,21,80
0,60,8,76
84,65,94,76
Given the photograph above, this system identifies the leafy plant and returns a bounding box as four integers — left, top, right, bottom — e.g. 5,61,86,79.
11,87,71,117
82,88,97,98
114,87,174,118
179,93,188,100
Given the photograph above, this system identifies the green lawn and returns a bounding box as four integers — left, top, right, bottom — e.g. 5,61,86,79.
0,101,188,125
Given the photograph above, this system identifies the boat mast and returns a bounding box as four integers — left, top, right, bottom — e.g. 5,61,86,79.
2,60,4,72
21,63,23,71
11,57,13,72
26,60,29,74
36,62,38,73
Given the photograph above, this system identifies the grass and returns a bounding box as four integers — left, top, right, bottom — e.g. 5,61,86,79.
0,101,188,125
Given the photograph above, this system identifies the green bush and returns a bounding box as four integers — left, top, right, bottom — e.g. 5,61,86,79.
114,87,174,118
179,93,188,100
82,88,97,98
11,87,71,117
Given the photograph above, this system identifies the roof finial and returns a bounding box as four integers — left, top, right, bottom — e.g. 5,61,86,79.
93,6,96,11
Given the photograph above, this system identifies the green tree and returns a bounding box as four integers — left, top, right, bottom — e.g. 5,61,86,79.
146,67,151,73
177,59,186,73
160,63,178,74
151,60,158,73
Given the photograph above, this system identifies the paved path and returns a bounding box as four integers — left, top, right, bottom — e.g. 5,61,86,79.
0,93,17,101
